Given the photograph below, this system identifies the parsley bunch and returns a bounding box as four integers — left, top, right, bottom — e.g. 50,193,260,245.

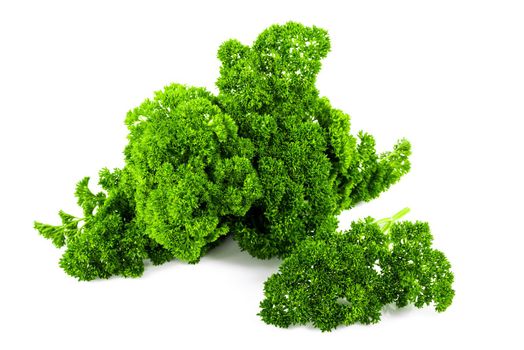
217,22,411,258
36,84,261,279
124,84,261,263
35,22,453,330
259,209,454,331
34,168,173,280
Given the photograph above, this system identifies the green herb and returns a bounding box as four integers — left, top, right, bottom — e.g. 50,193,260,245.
259,209,455,331
217,22,411,259
34,22,453,331
35,84,262,279
124,84,261,263
35,168,173,281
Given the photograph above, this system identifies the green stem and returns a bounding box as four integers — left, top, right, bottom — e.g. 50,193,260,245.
374,207,410,233
391,207,410,220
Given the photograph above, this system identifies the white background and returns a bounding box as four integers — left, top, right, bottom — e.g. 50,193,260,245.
1,0,523,348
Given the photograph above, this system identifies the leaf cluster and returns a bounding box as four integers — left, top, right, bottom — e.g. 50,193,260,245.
36,22,411,278
34,22,453,330
217,22,411,258
259,215,455,331
124,84,261,262
35,168,173,280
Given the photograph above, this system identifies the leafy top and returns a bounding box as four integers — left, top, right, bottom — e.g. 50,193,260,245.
124,84,261,262
259,211,455,331
216,22,411,259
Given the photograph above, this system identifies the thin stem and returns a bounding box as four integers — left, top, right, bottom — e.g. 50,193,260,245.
391,207,410,220
374,207,410,234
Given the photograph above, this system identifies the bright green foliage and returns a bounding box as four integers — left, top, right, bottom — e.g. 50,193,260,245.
379,221,455,312
124,84,262,262
216,22,411,259
36,23,411,275
33,21,453,332
32,22,453,333
35,168,173,281
259,210,455,331
36,84,261,277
